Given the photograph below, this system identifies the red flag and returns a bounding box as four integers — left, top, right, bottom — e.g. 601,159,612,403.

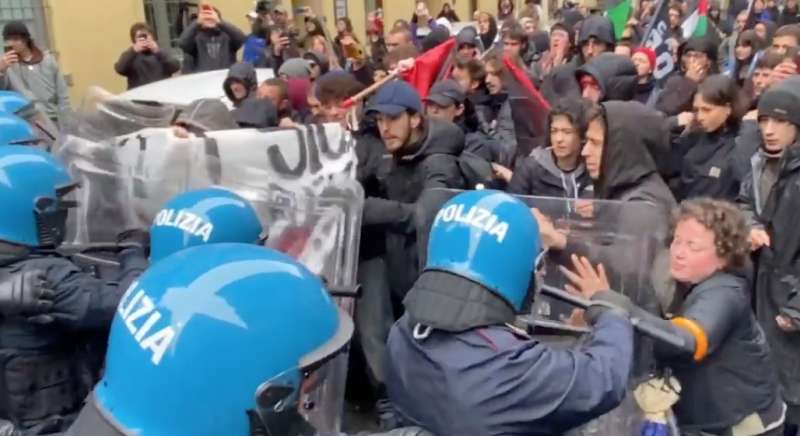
502,56,551,112
500,56,551,157
402,37,457,99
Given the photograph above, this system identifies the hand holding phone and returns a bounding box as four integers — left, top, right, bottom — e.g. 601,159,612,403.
0,49,18,72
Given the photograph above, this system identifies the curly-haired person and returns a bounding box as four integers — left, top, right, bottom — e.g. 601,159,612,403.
654,198,785,436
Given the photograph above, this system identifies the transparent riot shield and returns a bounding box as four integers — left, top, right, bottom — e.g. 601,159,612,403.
417,188,672,325
416,188,672,436
55,95,362,432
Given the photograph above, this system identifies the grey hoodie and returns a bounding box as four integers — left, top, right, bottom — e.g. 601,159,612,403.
0,49,70,124
508,147,591,199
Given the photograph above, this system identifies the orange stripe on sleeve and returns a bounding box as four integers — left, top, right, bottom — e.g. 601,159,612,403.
671,317,709,362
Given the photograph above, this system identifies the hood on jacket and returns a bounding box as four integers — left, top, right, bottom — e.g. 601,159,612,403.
303,51,330,75
399,117,465,161
478,15,498,51
176,98,239,132
595,100,667,199
456,26,479,47
530,146,588,181
223,62,257,106
232,97,278,128
578,15,615,47
576,53,638,101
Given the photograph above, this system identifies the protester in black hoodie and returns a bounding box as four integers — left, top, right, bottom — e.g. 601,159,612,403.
540,15,614,105
115,23,179,89
672,74,748,202
508,97,592,198
222,62,257,108
575,52,637,102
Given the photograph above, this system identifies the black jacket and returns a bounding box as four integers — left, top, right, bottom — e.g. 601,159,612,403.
364,118,466,296
633,77,659,107
0,247,146,432
655,272,783,433
576,53,638,102
539,60,581,106
597,101,676,210
673,126,742,202
178,21,246,73
114,49,179,90
656,74,698,116
751,143,800,419
508,146,592,199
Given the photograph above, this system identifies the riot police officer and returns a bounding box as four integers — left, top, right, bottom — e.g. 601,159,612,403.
0,146,148,433
148,187,265,262
386,189,637,435
65,243,430,436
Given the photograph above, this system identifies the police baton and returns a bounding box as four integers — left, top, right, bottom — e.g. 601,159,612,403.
540,284,688,350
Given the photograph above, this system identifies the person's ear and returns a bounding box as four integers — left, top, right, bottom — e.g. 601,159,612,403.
410,112,422,129
455,104,465,117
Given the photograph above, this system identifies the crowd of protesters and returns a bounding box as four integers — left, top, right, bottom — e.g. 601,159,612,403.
114,1,800,434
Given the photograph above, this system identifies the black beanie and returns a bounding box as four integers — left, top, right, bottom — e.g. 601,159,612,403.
758,88,800,127
3,21,30,40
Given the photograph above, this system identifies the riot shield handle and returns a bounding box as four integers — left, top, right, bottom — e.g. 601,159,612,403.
540,285,688,350
320,275,361,298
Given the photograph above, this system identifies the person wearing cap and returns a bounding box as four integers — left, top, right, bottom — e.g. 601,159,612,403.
738,78,800,434
277,57,312,79
425,79,497,163
364,77,467,349
631,46,659,107
177,5,246,73
0,21,70,125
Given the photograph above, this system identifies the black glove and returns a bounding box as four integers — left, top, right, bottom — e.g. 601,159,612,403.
0,269,55,324
586,290,633,325
116,228,150,250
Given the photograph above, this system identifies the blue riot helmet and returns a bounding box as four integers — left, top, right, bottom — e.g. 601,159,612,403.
0,90,32,115
0,146,75,247
65,243,354,436
425,190,542,312
0,113,37,145
149,187,265,262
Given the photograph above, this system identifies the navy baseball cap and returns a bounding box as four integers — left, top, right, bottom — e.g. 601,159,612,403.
367,80,423,116
425,79,467,107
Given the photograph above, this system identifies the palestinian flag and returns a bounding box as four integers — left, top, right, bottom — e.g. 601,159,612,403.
606,0,633,40
682,0,709,39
